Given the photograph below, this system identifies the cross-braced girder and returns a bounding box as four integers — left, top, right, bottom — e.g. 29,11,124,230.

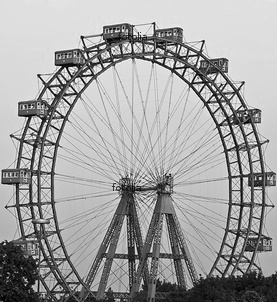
80,190,145,301
130,185,197,301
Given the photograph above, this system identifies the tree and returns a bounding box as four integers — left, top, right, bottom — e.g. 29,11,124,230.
0,240,39,302
168,271,277,302
105,287,115,302
241,290,266,302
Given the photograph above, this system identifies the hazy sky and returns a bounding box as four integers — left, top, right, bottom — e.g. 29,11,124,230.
0,0,276,277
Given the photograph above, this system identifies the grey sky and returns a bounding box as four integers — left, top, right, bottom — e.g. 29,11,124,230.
0,0,276,278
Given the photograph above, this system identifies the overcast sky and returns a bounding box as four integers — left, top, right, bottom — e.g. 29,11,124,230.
0,0,276,277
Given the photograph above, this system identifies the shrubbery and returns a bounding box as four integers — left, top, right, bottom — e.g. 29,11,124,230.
0,240,39,302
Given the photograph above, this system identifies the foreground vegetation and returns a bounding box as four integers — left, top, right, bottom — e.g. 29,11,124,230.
1,240,277,301
0,240,39,302
81,272,277,302
165,272,277,302
73,271,277,302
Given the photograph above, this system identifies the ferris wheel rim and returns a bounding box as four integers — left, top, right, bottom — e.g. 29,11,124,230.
12,36,269,298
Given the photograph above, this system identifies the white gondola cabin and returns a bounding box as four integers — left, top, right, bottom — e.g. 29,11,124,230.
1,169,31,185
18,100,48,117
233,109,261,125
248,172,276,187
154,27,183,43
199,58,229,75
55,49,85,67
245,237,272,252
103,23,133,43
12,240,38,256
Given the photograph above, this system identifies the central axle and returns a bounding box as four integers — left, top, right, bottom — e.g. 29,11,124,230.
112,173,173,194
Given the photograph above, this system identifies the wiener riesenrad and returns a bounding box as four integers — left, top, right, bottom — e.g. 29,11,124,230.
2,22,275,301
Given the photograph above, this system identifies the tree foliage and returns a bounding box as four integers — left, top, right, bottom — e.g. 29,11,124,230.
0,240,39,302
167,271,277,302
2,240,277,302
129,271,277,301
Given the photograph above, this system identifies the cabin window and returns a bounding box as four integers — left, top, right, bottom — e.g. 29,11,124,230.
6,172,19,178
37,102,44,110
121,25,126,35
24,103,35,110
254,176,259,181
201,61,208,68
20,170,29,178
21,244,27,251
268,174,276,185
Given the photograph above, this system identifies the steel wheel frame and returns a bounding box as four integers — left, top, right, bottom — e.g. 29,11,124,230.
9,33,270,300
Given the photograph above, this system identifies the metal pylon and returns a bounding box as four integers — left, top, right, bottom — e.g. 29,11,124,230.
80,190,145,301
130,190,198,302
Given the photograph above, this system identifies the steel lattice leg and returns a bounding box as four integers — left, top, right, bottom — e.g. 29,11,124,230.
80,192,146,301
130,191,197,302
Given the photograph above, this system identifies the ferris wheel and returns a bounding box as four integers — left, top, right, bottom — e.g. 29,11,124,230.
2,22,276,301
